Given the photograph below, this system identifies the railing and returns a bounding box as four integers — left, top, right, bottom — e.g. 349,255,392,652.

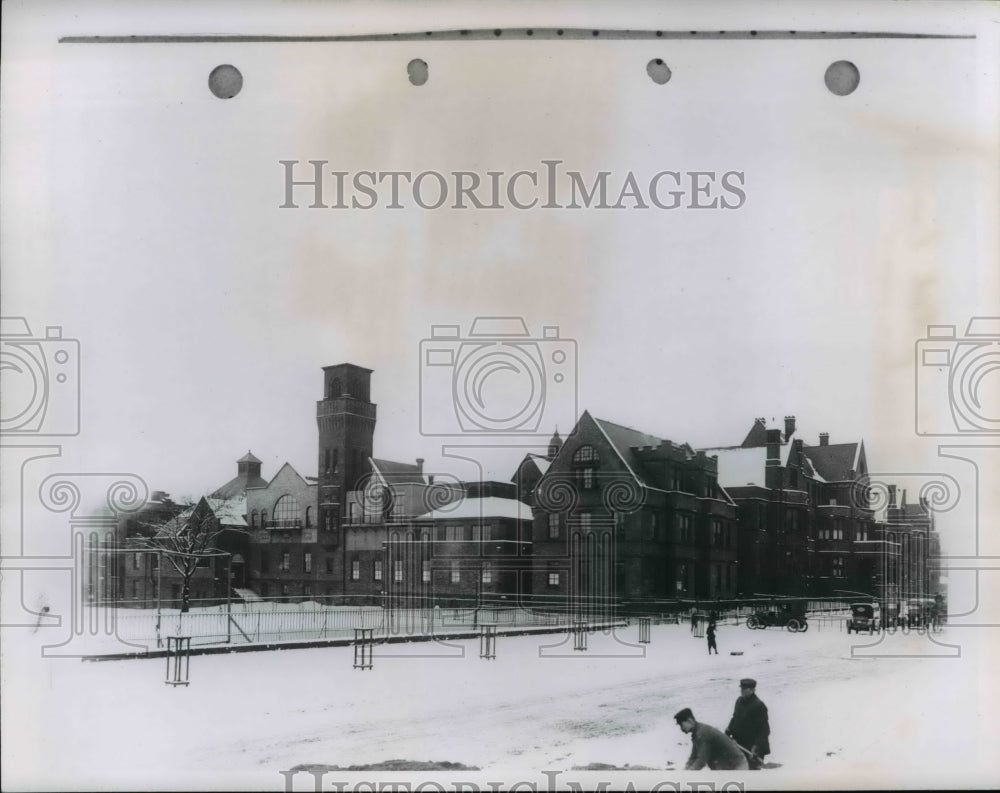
264,519,303,530
101,598,586,653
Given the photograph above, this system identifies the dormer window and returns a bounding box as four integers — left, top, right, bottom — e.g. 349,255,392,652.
572,445,600,490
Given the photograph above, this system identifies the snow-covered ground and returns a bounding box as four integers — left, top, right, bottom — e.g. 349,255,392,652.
2,620,997,791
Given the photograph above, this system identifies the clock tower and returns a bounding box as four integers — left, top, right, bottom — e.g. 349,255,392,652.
316,363,376,543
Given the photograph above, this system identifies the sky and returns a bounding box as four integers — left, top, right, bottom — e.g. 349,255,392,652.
1,2,998,577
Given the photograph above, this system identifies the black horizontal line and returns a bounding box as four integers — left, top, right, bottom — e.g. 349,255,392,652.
59,29,975,44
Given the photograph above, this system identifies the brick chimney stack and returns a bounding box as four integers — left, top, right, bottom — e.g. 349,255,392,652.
819,433,829,446
784,415,796,438
416,458,424,474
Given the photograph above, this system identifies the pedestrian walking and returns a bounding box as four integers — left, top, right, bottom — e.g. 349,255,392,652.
706,619,718,654
674,708,748,771
690,609,698,635
726,678,770,769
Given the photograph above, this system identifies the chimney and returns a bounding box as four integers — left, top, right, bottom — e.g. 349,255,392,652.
901,489,907,508
888,484,897,508
427,474,435,485
765,428,782,488
784,415,796,438
819,433,829,446
416,458,424,474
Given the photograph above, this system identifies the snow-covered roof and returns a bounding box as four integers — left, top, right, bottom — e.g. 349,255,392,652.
415,496,533,522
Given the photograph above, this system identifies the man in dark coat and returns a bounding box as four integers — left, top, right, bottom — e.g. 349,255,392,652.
674,708,748,771
726,679,770,769
706,620,718,654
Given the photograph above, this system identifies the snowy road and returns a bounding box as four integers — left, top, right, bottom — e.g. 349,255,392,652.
3,621,997,790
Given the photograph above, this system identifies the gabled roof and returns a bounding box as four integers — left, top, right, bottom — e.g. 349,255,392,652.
416,496,533,522
525,453,551,475
211,472,267,499
805,442,861,482
592,415,666,489
371,458,425,486
168,496,248,532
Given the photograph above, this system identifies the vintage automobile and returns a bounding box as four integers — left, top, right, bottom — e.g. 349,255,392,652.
846,602,878,634
745,600,809,632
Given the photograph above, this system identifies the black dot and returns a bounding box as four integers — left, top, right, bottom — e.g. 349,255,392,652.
557,29,564,36
825,60,861,96
750,30,758,36
407,58,428,86
656,31,663,37
208,64,242,99
592,30,600,36
527,29,533,36
647,58,672,85
494,29,502,36
460,30,468,36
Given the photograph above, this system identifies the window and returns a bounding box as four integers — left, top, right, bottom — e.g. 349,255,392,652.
450,561,460,584
548,571,560,587
573,445,600,489
133,553,141,570
251,511,257,528
272,495,301,529
713,521,723,547
305,507,312,528
436,526,446,542
131,580,138,598
373,560,383,581
304,584,312,597
281,552,291,572
304,552,312,573
351,560,360,581
394,561,403,582
324,511,337,531
548,514,560,539
422,561,431,583
832,556,845,578
678,514,693,544
676,563,688,593
326,556,334,574
260,552,269,574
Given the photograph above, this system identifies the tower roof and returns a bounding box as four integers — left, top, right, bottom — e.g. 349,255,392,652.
238,450,262,464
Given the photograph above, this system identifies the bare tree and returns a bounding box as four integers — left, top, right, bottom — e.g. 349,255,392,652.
134,497,246,613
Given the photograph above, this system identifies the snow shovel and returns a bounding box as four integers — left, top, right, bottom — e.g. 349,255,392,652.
731,739,763,770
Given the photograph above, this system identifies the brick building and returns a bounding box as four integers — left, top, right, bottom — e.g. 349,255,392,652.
107,367,940,615
530,410,740,615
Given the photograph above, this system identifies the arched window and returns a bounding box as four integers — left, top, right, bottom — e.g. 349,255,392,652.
572,445,600,489
330,378,342,399
250,511,257,528
305,506,312,528
272,495,301,529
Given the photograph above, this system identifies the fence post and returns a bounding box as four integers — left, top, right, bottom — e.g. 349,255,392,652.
165,636,191,686
480,623,497,660
354,627,374,670
573,620,588,652
638,616,651,644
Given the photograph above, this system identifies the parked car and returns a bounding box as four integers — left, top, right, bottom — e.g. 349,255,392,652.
746,600,809,632
846,602,877,634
